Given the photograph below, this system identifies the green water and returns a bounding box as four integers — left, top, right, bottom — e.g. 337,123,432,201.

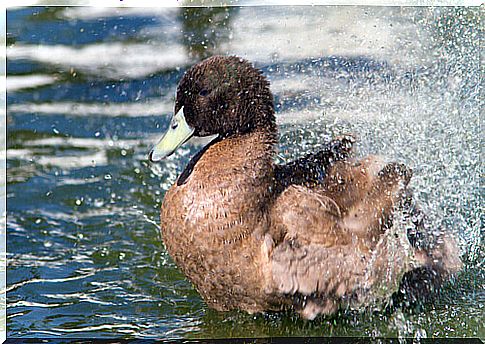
6,5,484,339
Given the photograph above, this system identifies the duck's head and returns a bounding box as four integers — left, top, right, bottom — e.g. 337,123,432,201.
149,55,276,162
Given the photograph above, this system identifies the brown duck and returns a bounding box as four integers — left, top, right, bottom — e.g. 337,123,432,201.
149,55,462,319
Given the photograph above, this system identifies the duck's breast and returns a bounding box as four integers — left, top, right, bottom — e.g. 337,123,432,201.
160,132,277,312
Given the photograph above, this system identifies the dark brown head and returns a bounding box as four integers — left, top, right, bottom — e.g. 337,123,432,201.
149,55,276,162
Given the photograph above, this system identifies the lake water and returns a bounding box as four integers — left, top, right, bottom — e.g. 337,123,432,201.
6,5,483,339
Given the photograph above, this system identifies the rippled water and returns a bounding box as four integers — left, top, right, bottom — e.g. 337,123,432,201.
6,5,484,339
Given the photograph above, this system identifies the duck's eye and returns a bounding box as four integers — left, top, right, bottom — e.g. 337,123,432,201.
199,89,209,97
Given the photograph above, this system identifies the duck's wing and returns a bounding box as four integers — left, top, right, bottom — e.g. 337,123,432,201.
274,135,354,192
266,158,418,319
267,158,462,318
267,184,367,319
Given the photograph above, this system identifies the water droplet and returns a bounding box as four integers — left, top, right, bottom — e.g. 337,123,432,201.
94,199,105,208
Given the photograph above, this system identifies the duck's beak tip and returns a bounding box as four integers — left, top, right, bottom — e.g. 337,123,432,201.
148,148,169,163
148,150,156,163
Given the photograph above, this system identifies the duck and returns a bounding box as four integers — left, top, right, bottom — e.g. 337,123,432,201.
148,55,462,319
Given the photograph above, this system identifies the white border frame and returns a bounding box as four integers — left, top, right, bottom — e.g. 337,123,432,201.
2,1,482,341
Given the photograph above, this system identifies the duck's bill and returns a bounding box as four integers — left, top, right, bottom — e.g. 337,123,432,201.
149,106,195,162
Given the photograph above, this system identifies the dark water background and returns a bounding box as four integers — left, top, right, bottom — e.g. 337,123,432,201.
6,5,484,339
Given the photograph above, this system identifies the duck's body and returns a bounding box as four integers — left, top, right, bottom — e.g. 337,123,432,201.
150,55,462,319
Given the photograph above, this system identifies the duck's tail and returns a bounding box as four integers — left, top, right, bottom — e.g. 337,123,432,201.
393,190,463,306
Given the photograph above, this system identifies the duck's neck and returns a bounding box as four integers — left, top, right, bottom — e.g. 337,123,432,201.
179,127,276,185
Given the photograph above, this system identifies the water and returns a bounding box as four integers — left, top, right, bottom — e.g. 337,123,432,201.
6,5,483,339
